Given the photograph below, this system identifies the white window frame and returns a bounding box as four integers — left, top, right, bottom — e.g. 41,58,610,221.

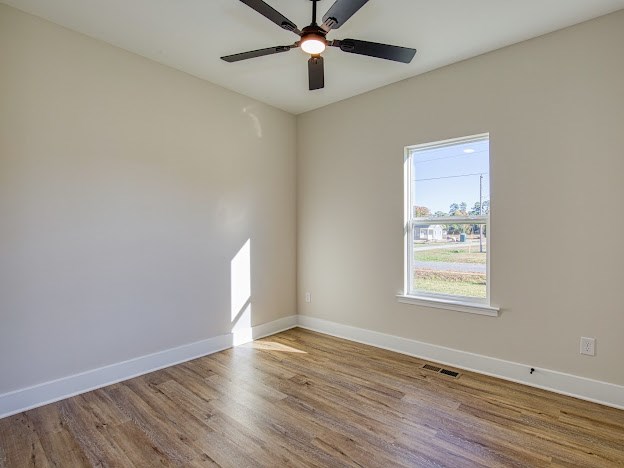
398,134,499,316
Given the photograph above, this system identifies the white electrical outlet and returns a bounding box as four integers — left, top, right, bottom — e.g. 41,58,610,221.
580,337,595,356
305,292,311,303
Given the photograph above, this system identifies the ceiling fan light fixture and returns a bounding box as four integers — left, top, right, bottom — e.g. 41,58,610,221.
301,34,327,55
221,0,418,91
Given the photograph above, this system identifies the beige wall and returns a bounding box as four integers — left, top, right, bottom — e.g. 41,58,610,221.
0,5,296,394
297,11,624,385
2,2,623,397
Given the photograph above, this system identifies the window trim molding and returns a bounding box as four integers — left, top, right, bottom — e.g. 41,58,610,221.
403,133,494,311
396,294,500,317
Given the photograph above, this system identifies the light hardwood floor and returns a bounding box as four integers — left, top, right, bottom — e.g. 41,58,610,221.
1,328,623,467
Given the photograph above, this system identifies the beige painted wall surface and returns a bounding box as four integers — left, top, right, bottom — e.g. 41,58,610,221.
0,5,296,394
297,11,624,385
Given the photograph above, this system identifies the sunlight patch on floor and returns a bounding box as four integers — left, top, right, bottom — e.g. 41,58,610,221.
240,341,307,353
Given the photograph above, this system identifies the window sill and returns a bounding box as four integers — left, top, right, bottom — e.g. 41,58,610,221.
396,294,500,317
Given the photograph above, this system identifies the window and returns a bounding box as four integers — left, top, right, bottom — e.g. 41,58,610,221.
402,134,495,312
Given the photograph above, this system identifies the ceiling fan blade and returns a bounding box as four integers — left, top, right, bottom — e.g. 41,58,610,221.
331,39,416,63
238,0,301,35
221,45,295,63
308,55,325,90
321,0,369,31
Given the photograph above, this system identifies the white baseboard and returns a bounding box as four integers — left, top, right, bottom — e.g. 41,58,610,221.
250,315,299,341
297,315,624,410
3,313,620,419
0,315,297,419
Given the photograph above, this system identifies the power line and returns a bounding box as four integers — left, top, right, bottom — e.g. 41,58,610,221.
413,172,488,182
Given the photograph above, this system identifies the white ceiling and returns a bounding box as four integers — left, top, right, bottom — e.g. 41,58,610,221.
3,0,624,114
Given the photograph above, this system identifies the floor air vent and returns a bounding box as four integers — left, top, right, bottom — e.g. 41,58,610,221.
422,364,442,372
422,364,460,378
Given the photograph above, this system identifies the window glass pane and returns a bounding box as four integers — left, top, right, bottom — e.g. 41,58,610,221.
412,223,487,298
411,139,489,219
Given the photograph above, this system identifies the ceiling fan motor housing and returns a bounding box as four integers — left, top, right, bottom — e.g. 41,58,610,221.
301,25,327,44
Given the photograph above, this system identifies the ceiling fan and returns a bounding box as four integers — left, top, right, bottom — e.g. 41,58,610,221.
221,0,417,90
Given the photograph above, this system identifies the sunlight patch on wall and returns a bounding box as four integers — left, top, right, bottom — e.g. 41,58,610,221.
231,239,252,345
232,304,252,346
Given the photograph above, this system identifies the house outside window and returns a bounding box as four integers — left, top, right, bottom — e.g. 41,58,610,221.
404,134,491,305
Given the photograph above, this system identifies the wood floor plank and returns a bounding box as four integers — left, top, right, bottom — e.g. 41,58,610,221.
155,379,215,424
101,383,197,465
37,426,91,467
0,413,50,468
158,365,221,403
206,380,357,467
20,405,64,438
104,422,172,467
57,397,133,468
1,328,624,467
